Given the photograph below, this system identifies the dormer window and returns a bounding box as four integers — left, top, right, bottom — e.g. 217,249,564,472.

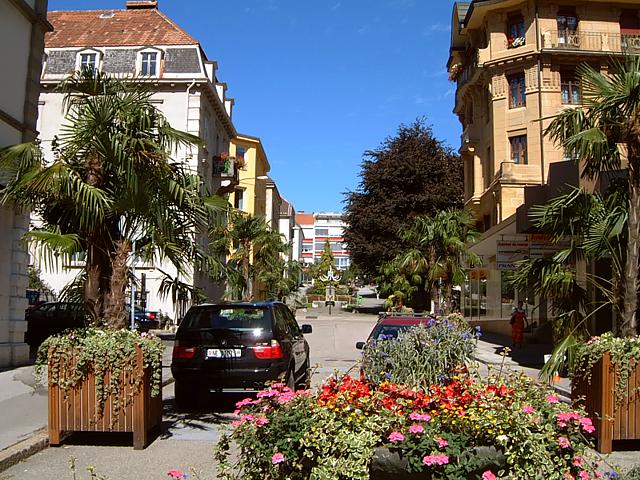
137,49,161,77
77,50,100,73
141,52,157,76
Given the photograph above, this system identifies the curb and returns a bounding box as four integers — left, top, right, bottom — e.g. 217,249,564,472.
0,430,49,473
473,355,572,401
0,377,175,473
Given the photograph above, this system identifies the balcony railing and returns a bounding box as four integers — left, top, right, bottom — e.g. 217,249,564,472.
456,50,479,89
542,30,640,54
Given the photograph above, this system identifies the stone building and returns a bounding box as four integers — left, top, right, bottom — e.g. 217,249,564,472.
37,0,237,317
0,0,51,367
448,0,639,334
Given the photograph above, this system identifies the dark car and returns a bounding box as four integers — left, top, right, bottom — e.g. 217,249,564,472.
134,310,160,332
355,313,435,350
24,302,87,349
171,301,312,408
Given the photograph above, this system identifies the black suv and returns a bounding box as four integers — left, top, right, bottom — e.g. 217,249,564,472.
171,301,312,407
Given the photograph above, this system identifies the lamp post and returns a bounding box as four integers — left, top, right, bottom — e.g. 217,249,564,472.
320,265,341,315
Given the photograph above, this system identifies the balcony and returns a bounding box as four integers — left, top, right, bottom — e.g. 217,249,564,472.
541,30,640,54
212,156,235,177
496,161,541,184
212,154,239,195
455,50,479,89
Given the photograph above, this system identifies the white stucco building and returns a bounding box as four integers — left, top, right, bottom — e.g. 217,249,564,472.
0,0,51,367
36,0,237,318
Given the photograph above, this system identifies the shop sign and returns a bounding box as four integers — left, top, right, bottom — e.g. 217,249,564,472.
497,240,529,270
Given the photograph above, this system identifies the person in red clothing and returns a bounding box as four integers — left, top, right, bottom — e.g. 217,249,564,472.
510,301,527,348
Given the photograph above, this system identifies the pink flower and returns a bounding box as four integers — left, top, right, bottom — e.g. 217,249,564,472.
565,474,575,480
557,436,571,449
572,456,584,467
409,424,424,434
522,405,535,414
240,414,255,423
271,453,285,464
235,397,256,409
580,417,595,433
578,471,590,480
482,471,497,480
257,389,278,398
255,417,269,427
167,470,187,479
546,394,560,404
422,454,449,466
435,437,448,448
409,412,432,422
388,431,405,442
277,391,296,404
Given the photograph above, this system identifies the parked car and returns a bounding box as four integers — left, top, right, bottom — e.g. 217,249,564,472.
24,302,88,349
355,313,435,350
171,301,312,408
133,310,160,332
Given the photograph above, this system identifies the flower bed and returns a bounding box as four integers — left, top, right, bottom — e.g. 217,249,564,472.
215,373,608,479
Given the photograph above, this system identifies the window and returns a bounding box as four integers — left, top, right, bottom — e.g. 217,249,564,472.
557,8,578,36
234,189,244,210
508,73,526,108
510,135,527,164
561,71,581,104
140,52,158,76
315,228,329,237
621,10,640,52
80,53,97,72
336,257,350,269
507,13,525,48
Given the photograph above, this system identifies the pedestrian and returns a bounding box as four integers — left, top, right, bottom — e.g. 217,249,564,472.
510,300,527,348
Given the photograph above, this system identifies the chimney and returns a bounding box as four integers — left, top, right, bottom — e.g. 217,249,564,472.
126,1,158,9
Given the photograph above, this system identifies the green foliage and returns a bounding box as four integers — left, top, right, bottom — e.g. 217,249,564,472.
34,328,164,417
572,332,640,405
622,465,640,480
0,70,226,328
28,266,52,292
545,55,640,336
343,118,463,277
379,209,479,311
361,315,478,389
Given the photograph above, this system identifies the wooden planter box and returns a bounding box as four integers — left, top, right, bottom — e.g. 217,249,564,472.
48,346,162,450
572,352,640,453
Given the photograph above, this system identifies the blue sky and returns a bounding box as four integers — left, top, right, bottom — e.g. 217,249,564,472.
48,0,460,213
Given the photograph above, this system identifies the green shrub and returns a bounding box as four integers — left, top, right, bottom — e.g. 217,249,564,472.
623,465,640,480
361,314,479,389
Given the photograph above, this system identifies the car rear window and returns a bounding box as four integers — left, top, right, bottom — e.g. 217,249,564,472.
181,306,271,332
370,324,413,340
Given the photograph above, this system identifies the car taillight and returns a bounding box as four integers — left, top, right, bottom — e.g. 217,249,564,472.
252,339,283,359
173,344,197,359
147,312,156,320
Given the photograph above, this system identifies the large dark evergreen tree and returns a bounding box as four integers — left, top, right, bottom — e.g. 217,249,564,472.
343,119,463,275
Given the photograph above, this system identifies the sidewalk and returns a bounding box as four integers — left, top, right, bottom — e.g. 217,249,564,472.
473,330,572,399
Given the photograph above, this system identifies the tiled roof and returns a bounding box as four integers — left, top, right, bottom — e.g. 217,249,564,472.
46,8,198,48
295,213,314,226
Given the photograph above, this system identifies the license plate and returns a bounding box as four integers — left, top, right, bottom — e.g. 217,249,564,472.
206,348,241,358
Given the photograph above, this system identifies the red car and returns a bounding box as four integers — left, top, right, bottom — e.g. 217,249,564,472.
355,313,436,350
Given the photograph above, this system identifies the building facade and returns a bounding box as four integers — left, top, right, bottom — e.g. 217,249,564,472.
296,211,351,274
448,0,638,334
265,177,282,232
228,134,271,219
36,0,237,318
279,198,302,264
0,0,51,367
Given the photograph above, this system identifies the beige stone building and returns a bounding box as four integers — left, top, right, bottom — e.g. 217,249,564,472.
0,0,51,367
448,0,639,334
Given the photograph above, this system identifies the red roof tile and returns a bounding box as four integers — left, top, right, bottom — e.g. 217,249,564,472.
46,8,198,48
296,213,314,226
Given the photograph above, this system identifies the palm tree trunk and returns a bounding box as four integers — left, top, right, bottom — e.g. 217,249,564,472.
84,236,110,327
103,239,132,329
623,134,640,336
242,239,251,301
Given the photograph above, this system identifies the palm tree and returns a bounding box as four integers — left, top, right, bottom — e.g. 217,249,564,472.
0,70,225,328
395,209,479,313
510,184,627,380
545,55,640,336
213,211,288,300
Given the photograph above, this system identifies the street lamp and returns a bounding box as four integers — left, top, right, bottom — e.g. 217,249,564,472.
319,265,341,315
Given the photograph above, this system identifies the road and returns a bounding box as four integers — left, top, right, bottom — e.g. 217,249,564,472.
0,311,378,480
